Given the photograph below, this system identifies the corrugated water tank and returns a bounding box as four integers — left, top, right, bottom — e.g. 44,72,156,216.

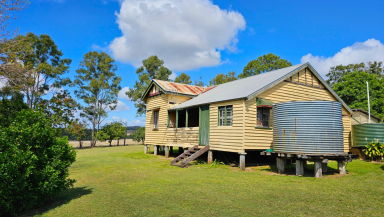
352,123,384,147
273,101,344,155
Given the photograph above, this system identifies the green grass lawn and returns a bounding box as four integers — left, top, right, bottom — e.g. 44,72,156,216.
26,145,384,216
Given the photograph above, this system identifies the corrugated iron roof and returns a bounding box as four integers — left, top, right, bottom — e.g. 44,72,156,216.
170,62,353,114
154,80,216,96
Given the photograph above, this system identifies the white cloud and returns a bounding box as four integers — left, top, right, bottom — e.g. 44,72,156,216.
108,100,130,112
169,72,177,80
92,44,109,52
128,119,145,126
118,87,130,101
111,116,128,123
301,38,384,77
109,0,246,71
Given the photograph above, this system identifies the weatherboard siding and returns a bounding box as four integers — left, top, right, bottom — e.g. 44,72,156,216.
209,99,245,153
244,72,352,153
145,94,169,145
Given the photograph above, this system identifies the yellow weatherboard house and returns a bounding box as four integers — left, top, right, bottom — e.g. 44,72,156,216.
142,62,353,169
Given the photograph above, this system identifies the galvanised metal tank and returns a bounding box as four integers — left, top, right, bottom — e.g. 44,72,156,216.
273,101,344,155
352,123,384,147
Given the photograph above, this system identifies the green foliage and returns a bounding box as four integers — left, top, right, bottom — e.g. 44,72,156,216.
238,53,292,78
0,109,76,216
326,61,383,87
66,119,87,148
131,127,145,144
174,72,192,84
362,141,384,160
3,33,72,109
126,55,172,116
39,89,80,128
0,94,28,127
333,71,384,119
97,122,127,146
194,79,204,87
72,51,121,147
209,71,237,86
210,159,225,167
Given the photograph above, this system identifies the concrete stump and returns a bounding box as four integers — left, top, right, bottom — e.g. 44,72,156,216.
296,160,304,176
276,158,285,174
154,145,158,156
165,146,169,158
208,151,213,164
239,153,247,171
314,161,323,178
338,160,346,175
322,163,328,173
144,145,148,154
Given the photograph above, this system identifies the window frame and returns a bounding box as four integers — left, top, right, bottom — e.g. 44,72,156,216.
257,107,270,128
153,110,159,130
218,105,233,126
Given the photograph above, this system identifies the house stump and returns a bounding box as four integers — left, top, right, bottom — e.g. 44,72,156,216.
296,160,304,176
314,161,323,178
338,160,346,175
208,151,213,164
276,158,285,174
239,153,246,171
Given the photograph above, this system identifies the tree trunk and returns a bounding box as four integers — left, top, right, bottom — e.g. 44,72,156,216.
124,136,126,146
117,139,119,146
79,140,82,149
109,141,112,147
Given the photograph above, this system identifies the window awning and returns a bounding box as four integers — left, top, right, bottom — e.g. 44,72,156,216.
256,98,274,108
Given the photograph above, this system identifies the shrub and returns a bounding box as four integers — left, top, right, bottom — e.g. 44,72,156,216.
132,127,145,144
362,141,384,161
0,109,76,216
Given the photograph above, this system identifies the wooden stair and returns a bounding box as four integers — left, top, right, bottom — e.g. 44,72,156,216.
170,145,210,168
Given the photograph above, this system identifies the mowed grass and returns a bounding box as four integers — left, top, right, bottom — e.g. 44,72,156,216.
27,145,384,216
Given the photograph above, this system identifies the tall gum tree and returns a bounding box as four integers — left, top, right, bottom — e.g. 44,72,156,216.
0,33,72,109
73,51,121,147
126,55,172,116
238,53,292,79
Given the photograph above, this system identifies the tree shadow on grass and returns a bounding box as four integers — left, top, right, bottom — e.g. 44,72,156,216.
21,186,93,216
381,165,384,171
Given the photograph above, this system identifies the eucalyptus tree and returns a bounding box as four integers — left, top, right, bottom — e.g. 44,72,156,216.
73,51,121,147
209,71,237,86
238,53,292,79
174,72,192,84
126,55,172,116
0,33,72,108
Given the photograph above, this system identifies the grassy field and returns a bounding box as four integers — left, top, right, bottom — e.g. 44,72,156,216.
26,145,384,216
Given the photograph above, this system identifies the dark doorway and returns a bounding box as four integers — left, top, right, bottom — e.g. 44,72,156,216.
187,107,199,127
177,110,186,127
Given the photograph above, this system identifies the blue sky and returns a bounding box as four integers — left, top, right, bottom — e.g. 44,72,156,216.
11,0,384,126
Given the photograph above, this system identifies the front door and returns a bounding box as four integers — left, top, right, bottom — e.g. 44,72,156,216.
199,105,210,146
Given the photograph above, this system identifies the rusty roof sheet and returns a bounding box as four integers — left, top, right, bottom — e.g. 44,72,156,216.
154,80,215,96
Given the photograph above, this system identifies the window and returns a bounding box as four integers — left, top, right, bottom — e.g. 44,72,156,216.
218,105,233,126
153,110,159,129
257,107,270,128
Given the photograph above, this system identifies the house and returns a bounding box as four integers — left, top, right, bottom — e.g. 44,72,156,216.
351,109,382,125
142,62,353,169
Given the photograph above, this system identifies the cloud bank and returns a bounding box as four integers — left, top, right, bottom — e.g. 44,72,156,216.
301,38,384,77
109,0,246,71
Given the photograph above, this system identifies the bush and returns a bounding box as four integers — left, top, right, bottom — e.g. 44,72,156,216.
132,127,145,144
0,109,77,216
362,141,384,161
